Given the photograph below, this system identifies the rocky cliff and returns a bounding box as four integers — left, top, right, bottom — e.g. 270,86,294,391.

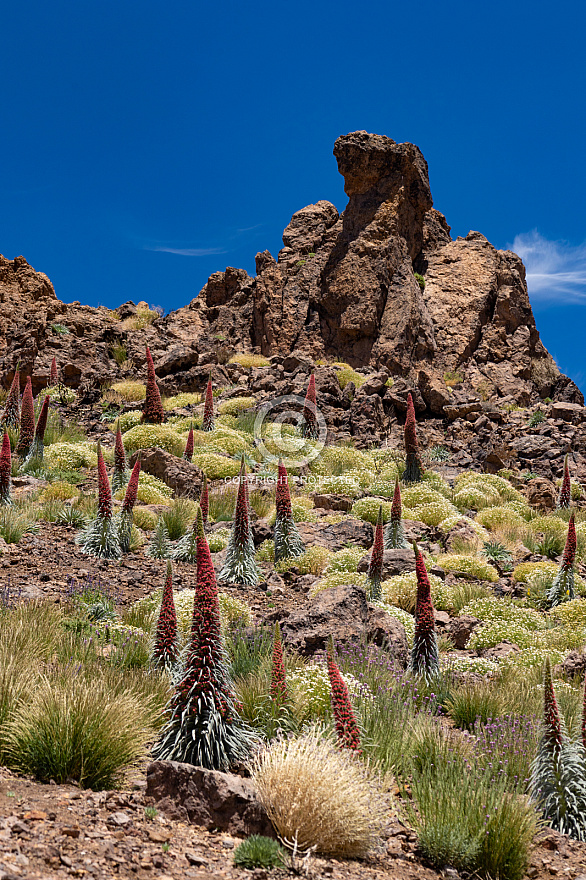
0,130,581,416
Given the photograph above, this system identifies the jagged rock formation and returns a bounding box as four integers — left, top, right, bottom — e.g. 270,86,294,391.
0,130,581,417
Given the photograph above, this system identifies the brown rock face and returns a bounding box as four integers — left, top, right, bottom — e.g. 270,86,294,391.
0,130,575,415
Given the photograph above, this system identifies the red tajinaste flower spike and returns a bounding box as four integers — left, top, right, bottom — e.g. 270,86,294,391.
97,442,113,520
368,506,384,602
183,425,194,462
35,394,50,443
141,346,165,424
302,373,319,440
270,622,288,703
49,357,58,386
563,514,577,568
199,473,209,523
276,459,293,518
385,476,408,549
219,457,260,586
122,457,141,514
202,378,214,432
274,458,304,562
0,431,12,505
543,657,563,752
391,477,402,523
559,454,571,509
408,542,439,682
17,377,34,457
152,560,179,670
403,393,424,483
326,637,361,752
2,368,20,429
114,424,126,473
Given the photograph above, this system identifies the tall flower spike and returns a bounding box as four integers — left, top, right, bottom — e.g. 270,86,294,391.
17,377,34,458
326,637,361,752
146,516,173,559
385,476,408,549
529,658,586,840
559,454,571,509
49,357,58,386
141,346,165,424
367,506,384,602
199,473,209,524
1,368,20,429
151,560,180,672
117,457,141,553
403,393,424,483
302,373,319,440
0,431,12,506
547,514,577,607
24,393,50,464
152,503,255,769
75,442,121,559
202,377,214,432
274,458,304,562
183,424,194,462
111,422,130,492
219,457,260,586
270,622,288,704
408,542,439,683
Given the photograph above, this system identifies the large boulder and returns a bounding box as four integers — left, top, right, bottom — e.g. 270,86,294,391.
145,761,273,837
129,447,204,498
280,583,408,662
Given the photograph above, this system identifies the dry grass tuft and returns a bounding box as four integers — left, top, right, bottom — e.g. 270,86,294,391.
251,730,387,857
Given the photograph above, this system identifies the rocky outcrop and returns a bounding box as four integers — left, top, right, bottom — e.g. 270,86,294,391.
0,130,576,420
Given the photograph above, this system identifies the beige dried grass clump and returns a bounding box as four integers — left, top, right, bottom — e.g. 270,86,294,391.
251,730,387,857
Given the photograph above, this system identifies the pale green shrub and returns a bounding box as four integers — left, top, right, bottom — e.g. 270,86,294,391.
110,381,146,402
132,507,157,531
325,547,364,573
476,506,524,530
460,597,545,631
208,528,231,552
45,443,98,470
435,555,498,583
112,411,142,433
351,497,392,524
162,392,201,411
218,396,256,416
122,425,185,457
228,353,270,368
310,572,368,596
189,452,241,480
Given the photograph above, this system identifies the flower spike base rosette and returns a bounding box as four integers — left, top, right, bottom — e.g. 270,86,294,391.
219,457,260,587
17,377,34,458
202,377,214,432
274,459,304,563
326,637,361,752
529,658,586,840
367,506,384,602
23,393,50,467
547,514,577,608
146,517,173,559
384,477,408,549
116,457,141,554
301,373,319,440
152,505,255,770
0,431,12,506
151,560,180,672
1,368,20,430
75,442,122,559
111,422,130,493
403,393,424,483
407,542,439,684
558,454,572,509
141,346,165,424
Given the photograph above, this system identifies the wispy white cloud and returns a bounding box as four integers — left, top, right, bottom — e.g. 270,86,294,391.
146,245,226,257
510,230,586,302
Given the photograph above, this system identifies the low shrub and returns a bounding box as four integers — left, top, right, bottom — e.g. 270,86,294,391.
110,381,146,402
42,481,79,501
190,451,241,480
44,442,98,470
435,554,498,582
122,425,185,457
351,497,392,524
132,507,157,531
218,396,256,416
228,353,271,368
252,729,386,857
161,392,201,411
233,835,286,869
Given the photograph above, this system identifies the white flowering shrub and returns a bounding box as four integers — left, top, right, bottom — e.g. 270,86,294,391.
547,597,586,626
208,528,231,552
351,497,392,524
267,503,317,526
122,425,185,457
441,655,498,676
255,539,274,562
411,501,458,527
112,410,142,433
367,478,399,498
45,442,98,470
314,475,362,498
288,663,367,719
468,622,541,651
529,516,568,538
42,481,79,501
218,396,256,416
476,506,524,530
513,561,558,584
325,547,365,573
454,472,523,503
310,446,373,476
162,392,201,411
311,572,368,597
114,472,172,506
189,452,241,480
381,571,454,614
38,385,76,404
110,381,146,402
278,545,331,576
503,500,533,520
421,470,453,499
453,485,501,511
500,647,565,671
436,554,498,583
460,597,545,631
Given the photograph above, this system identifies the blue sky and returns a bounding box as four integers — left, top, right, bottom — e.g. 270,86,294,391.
1,0,586,386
